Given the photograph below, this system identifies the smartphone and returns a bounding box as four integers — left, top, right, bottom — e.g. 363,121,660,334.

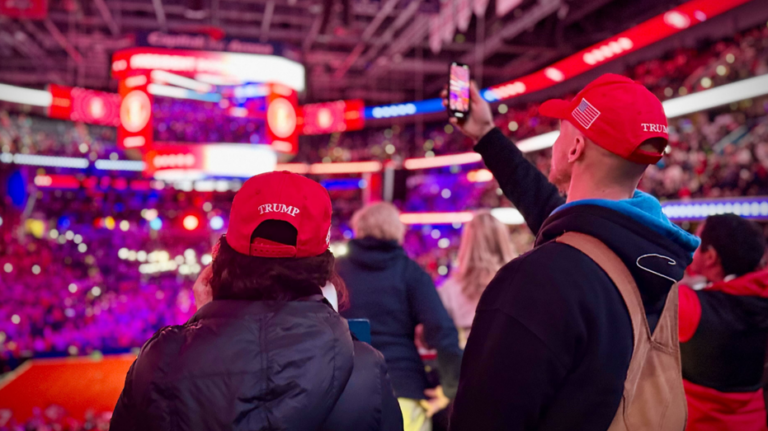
347,319,372,344
448,62,471,119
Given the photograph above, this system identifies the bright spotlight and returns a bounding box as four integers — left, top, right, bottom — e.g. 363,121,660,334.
209,215,224,230
183,215,199,230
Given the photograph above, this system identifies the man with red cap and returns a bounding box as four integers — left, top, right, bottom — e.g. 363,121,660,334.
445,74,699,430
111,171,403,431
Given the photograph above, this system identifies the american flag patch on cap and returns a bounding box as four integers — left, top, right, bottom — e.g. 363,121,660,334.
572,98,601,129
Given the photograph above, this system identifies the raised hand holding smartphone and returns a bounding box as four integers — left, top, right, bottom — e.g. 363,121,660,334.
448,62,471,119
442,79,495,144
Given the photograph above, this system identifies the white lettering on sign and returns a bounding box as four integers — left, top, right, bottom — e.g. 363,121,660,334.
153,153,195,168
641,123,669,133
258,203,300,217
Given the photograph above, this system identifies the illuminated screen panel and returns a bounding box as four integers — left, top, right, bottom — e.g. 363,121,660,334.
662,197,768,222
265,85,300,154
300,99,365,135
118,79,153,150
111,48,306,93
48,85,121,127
112,47,303,152
144,143,277,179
151,85,269,144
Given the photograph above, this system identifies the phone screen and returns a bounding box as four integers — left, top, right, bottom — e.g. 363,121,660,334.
449,63,471,117
348,319,372,344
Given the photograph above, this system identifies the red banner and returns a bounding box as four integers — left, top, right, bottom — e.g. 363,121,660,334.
48,85,121,127
299,99,364,135
266,84,299,154
33,174,80,189
117,74,153,151
0,0,47,19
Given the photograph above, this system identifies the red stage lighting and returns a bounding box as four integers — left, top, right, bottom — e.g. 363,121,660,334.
182,215,200,231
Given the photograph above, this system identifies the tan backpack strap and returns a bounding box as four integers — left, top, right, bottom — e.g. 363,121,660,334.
555,232,649,358
557,232,687,430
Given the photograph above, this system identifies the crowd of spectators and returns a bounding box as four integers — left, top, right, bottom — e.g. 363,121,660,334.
152,97,266,144
643,106,768,199
1,21,768,428
0,404,112,431
1,23,767,364
0,110,116,160
0,214,203,372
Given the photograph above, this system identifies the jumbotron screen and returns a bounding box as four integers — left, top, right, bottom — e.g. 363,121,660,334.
112,48,303,154
151,85,269,144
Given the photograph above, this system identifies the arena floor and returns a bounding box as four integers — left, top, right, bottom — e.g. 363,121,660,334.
0,355,135,421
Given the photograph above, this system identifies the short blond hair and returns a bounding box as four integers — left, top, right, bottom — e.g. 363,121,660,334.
351,202,405,243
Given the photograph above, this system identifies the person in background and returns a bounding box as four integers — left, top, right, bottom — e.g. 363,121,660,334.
444,74,698,430
680,214,768,431
111,171,403,431
336,202,463,431
438,210,517,347
446,75,768,431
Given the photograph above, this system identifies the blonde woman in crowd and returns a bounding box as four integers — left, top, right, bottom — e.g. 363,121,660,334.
439,211,517,347
336,202,463,431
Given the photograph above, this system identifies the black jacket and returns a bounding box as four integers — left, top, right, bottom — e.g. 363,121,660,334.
337,238,462,400
110,298,403,431
680,270,768,393
450,128,695,431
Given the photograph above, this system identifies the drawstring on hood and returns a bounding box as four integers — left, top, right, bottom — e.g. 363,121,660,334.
637,254,679,284
539,191,697,333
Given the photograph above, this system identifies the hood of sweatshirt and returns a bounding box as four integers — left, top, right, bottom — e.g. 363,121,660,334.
346,238,406,270
539,191,699,330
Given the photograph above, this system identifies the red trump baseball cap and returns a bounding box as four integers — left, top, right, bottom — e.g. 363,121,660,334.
539,73,668,164
227,171,332,258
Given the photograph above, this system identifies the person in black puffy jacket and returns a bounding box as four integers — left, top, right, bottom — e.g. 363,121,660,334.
110,171,403,431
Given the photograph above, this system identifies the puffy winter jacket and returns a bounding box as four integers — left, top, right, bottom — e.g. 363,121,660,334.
110,297,403,431
680,270,768,431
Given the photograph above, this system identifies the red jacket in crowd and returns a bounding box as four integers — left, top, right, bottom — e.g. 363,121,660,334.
679,270,768,431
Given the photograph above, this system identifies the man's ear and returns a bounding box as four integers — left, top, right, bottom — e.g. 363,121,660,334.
703,246,720,269
568,135,586,163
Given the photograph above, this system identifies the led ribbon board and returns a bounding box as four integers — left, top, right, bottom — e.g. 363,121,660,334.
144,143,277,180
662,197,768,221
366,0,752,120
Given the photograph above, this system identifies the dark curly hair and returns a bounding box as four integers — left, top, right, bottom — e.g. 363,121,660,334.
210,235,348,309
701,214,766,277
